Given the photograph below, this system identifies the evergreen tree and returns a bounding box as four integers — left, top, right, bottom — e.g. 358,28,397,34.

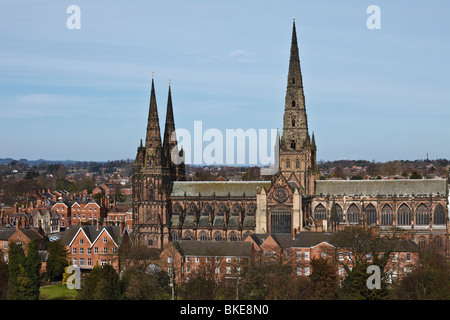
7,241,41,300
7,242,26,300
309,257,338,300
46,240,69,282
24,240,41,300
77,264,121,300
333,227,393,300
17,265,35,300
0,253,9,299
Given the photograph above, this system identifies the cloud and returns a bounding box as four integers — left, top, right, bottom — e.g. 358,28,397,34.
229,49,253,62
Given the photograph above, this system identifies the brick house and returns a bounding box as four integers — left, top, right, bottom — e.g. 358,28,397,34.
70,201,106,225
92,184,111,197
104,206,133,230
52,199,71,229
0,216,46,261
160,241,254,284
60,221,130,272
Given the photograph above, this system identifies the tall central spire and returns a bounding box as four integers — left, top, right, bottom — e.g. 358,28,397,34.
144,76,163,168
281,19,309,151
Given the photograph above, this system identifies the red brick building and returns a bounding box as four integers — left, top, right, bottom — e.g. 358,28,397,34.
245,232,419,281
60,222,131,272
70,201,106,225
104,206,133,230
52,200,71,229
160,241,254,284
0,216,46,261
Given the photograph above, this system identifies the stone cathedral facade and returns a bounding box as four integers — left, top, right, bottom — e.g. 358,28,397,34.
132,21,449,254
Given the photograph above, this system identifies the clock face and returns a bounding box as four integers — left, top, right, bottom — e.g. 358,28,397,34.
274,187,288,202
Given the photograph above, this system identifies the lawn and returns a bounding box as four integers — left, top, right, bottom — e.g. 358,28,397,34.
40,284,79,300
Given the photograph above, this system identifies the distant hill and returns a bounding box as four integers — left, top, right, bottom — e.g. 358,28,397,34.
0,158,105,166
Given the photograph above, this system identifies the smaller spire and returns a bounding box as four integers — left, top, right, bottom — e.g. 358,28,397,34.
311,132,316,151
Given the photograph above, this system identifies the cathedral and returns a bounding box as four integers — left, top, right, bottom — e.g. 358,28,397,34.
132,21,449,254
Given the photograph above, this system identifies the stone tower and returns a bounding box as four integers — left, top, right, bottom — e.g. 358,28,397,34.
279,20,318,196
132,77,184,248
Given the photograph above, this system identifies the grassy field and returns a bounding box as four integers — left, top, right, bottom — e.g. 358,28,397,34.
40,284,79,300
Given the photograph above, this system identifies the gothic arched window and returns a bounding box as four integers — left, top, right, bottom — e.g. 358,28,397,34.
365,204,377,225
187,203,197,215
232,204,242,215
381,204,393,225
398,204,411,225
218,203,226,214
416,204,429,225
229,232,238,241
214,231,223,242
335,204,344,223
433,204,446,225
173,203,183,214
314,204,327,220
290,139,296,150
183,231,193,240
270,207,292,234
202,203,212,215
418,236,426,248
199,231,208,241
347,204,360,224
247,204,256,215
433,236,443,249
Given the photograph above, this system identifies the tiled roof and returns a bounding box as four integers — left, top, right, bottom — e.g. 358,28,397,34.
59,225,123,246
0,228,16,241
173,240,253,257
248,232,420,252
315,179,448,197
171,181,271,197
0,226,44,241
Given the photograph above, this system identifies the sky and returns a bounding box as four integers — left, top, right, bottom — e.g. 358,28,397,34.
0,0,449,164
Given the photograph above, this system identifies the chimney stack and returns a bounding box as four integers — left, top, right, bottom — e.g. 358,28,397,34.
120,217,124,235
